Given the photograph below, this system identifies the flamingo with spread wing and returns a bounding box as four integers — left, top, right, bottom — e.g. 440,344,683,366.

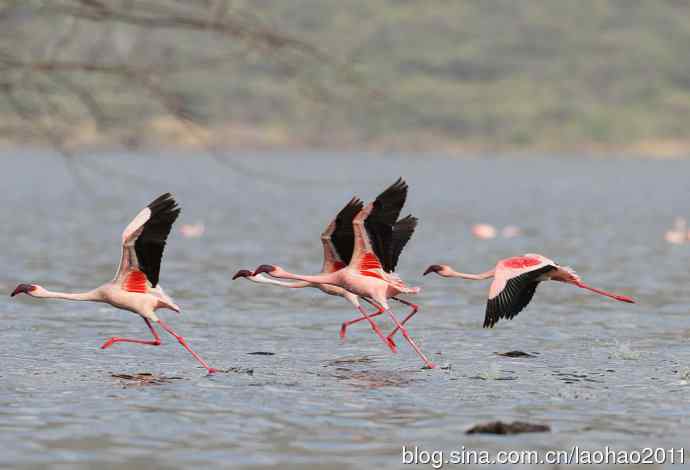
11,193,218,374
253,179,435,368
233,197,397,351
424,254,635,328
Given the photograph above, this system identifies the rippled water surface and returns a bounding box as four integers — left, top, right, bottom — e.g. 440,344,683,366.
2,152,690,469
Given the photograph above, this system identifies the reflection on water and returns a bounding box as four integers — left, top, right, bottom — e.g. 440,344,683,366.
2,152,690,468
111,373,185,387
322,356,424,389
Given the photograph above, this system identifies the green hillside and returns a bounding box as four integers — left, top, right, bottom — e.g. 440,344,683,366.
2,1,690,154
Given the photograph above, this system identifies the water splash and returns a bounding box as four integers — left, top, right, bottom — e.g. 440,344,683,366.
608,341,641,360
679,368,690,385
475,362,516,380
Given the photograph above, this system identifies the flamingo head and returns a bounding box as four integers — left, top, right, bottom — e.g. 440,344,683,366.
232,269,253,280
423,264,449,276
253,264,278,276
11,283,38,297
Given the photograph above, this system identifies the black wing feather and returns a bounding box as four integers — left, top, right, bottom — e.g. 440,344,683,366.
364,178,408,272
483,265,556,328
389,214,417,272
330,197,364,264
134,193,180,287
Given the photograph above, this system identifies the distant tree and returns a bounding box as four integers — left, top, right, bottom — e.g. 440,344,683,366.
0,0,367,155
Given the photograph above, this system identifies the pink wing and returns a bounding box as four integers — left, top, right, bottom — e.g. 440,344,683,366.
350,203,387,280
484,255,556,327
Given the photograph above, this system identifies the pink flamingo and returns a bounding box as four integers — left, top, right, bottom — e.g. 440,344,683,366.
472,223,497,240
11,193,218,374
424,254,635,328
233,197,397,352
664,217,688,245
253,178,436,369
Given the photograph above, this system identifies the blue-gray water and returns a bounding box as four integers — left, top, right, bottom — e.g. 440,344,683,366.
1,152,690,469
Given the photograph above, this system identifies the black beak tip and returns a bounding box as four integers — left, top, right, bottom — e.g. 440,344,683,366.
232,270,251,280
423,265,441,276
11,284,32,297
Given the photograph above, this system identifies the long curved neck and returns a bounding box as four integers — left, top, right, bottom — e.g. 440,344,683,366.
33,288,102,301
248,275,311,289
444,268,495,280
321,240,334,270
272,270,341,286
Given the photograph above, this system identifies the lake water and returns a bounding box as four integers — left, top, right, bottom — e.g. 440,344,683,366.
1,151,690,469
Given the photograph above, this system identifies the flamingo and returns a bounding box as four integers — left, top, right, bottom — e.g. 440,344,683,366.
472,223,497,240
501,225,522,238
423,254,635,328
253,178,436,369
233,197,398,352
10,193,218,374
664,217,688,245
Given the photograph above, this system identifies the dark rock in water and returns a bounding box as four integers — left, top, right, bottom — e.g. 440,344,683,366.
495,350,537,358
248,351,275,356
466,421,550,435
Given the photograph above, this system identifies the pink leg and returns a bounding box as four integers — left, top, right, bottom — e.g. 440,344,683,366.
339,298,394,345
340,302,397,353
385,309,436,369
574,282,635,303
100,318,162,349
339,309,385,338
386,297,418,341
157,319,218,374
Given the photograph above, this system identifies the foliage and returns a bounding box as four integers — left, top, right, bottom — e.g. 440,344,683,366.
1,0,690,153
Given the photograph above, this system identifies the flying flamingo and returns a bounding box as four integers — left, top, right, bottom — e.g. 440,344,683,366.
233,197,398,352
424,254,635,328
253,178,436,368
10,193,218,374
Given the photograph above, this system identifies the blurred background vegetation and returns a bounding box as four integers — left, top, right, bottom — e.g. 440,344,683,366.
1,0,690,156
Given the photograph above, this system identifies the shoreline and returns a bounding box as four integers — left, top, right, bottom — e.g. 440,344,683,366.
1,117,689,159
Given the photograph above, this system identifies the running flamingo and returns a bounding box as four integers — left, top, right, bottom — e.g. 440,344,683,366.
424,254,635,328
233,197,397,352
253,178,436,368
10,193,218,374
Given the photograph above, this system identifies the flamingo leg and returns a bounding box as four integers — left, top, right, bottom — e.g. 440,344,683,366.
156,319,218,374
385,309,436,369
339,310,386,338
574,282,635,303
100,318,162,349
339,298,383,335
386,297,418,341
339,297,397,352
